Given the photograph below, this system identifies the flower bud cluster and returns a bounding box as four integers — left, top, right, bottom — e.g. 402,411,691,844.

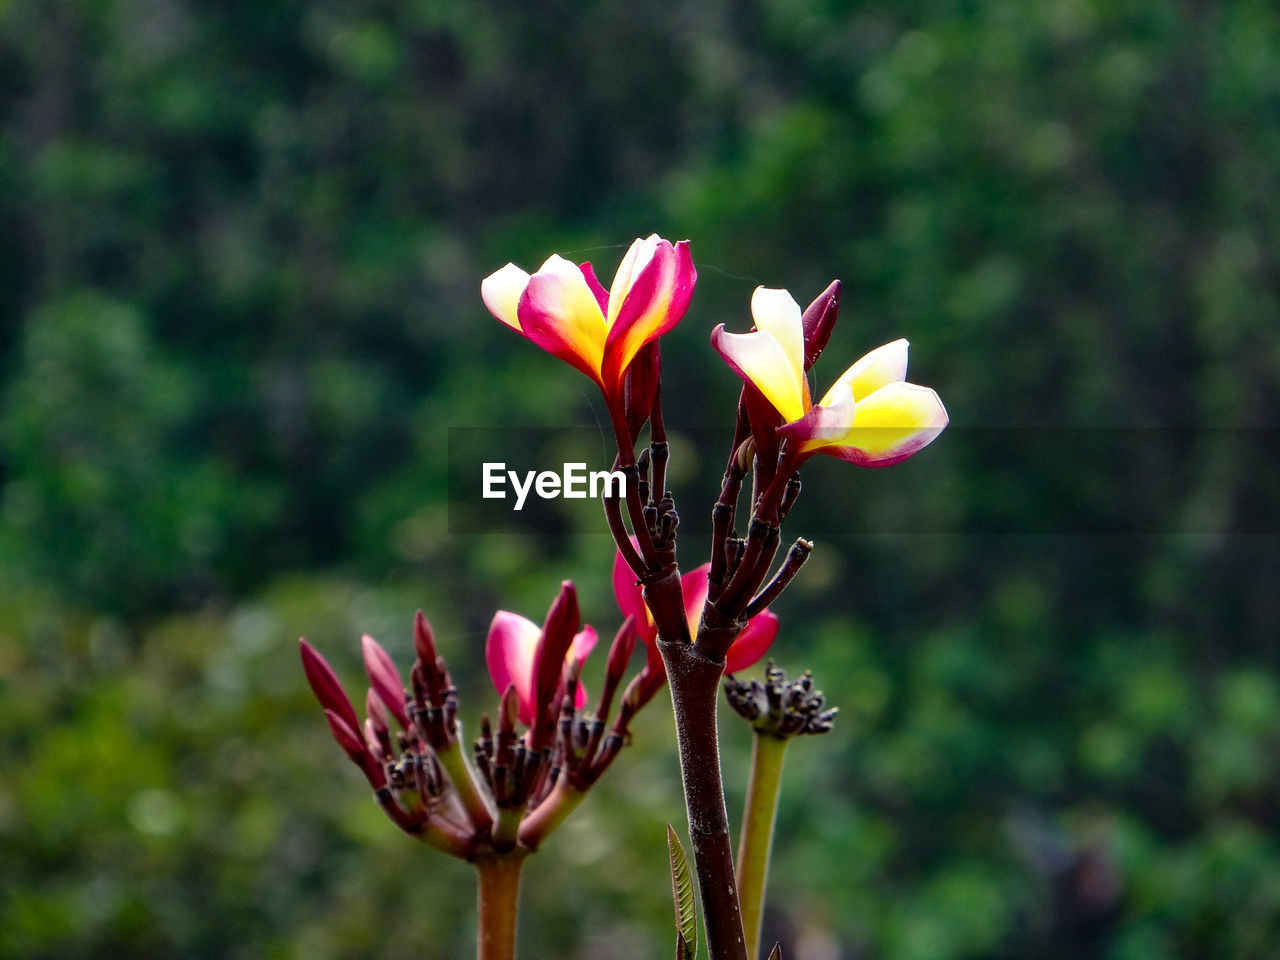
724,660,838,738
300,587,656,858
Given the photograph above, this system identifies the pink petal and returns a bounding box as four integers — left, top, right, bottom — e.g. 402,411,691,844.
612,543,654,640
485,611,541,726
579,261,610,316
568,625,599,711
724,610,779,674
680,564,712,637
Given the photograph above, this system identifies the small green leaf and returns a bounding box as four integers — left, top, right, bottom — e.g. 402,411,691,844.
667,824,697,960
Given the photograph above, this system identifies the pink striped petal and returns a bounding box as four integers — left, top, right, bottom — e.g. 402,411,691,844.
602,238,695,390
606,236,662,327
518,254,609,385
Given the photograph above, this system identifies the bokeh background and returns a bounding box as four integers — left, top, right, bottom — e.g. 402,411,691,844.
3,0,1280,957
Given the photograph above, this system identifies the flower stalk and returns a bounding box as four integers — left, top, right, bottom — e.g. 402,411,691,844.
475,851,527,960
736,731,788,960
725,662,839,960
658,632,750,960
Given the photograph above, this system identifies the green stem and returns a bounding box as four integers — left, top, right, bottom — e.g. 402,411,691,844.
437,737,495,834
736,732,789,960
518,779,587,851
475,851,526,960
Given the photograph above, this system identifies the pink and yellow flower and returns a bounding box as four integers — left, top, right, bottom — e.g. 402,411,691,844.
612,548,778,676
482,235,696,401
712,287,948,467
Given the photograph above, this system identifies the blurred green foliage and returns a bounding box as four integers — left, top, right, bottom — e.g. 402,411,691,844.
2,0,1279,957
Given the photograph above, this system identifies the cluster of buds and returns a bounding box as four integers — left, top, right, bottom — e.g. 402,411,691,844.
724,661,838,738
299,582,656,859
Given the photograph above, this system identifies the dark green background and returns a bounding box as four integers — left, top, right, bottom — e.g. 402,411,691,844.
3,0,1279,957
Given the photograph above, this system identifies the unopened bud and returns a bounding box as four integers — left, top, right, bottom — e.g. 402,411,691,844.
802,279,841,370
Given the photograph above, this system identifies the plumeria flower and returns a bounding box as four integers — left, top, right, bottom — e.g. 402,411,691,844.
712,287,948,467
612,547,779,677
485,582,598,738
482,235,696,403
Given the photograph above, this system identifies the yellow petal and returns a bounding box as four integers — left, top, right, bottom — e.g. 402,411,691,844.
819,339,909,406
822,380,948,466
711,325,809,423
481,263,532,331
750,287,807,405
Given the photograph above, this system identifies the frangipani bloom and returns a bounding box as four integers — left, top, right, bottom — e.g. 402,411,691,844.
712,287,948,467
486,606,598,729
482,235,696,401
612,548,779,675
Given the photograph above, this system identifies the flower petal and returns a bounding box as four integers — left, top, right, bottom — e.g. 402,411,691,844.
819,339,909,406
680,563,711,638
481,263,531,332
485,611,542,726
568,625,599,711
602,238,695,390
613,546,655,640
750,287,806,390
724,610,779,674
776,381,858,450
518,254,609,385
821,381,949,467
579,261,610,316
711,325,808,424
606,235,661,327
